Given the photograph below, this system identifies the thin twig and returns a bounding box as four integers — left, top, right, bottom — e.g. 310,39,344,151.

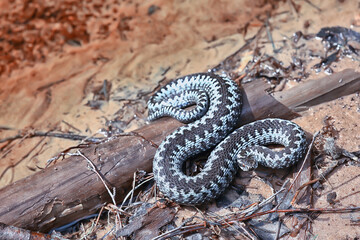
151,217,195,240
130,172,137,206
275,131,319,208
206,211,248,239
78,150,117,206
275,216,282,240
242,179,290,216
265,14,278,53
120,176,154,209
61,120,82,133
153,206,360,239
94,206,105,230
77,150,121,230
0,130,104,144
303,0,321,12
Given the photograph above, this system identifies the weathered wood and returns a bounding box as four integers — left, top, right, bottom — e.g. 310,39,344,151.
0,118,181,232
116,207,176,238
0,222,59,240
0,69,359,232
272,68,360,110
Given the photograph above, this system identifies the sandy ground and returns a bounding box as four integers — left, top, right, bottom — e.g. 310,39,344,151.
294,93,360,239
0,0,359,239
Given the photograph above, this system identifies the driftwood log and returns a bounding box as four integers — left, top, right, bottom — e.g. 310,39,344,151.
0,69,359,232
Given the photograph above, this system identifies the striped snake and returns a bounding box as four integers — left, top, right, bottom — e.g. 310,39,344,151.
148,73,307,205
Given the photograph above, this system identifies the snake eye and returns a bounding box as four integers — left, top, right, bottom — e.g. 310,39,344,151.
237,152,258,171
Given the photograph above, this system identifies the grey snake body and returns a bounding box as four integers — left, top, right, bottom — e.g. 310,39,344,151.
148,73,307,205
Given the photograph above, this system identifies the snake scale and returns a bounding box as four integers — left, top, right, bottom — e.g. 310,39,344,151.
148,73,308,205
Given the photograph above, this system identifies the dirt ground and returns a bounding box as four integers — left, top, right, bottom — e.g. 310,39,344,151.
0,0,359,239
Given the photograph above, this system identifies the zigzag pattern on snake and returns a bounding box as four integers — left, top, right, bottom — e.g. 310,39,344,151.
148,73,308,205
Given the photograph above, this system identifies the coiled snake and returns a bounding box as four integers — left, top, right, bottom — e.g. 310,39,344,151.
148,73,307,205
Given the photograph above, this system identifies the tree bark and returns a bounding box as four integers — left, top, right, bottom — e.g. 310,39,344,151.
0,69,359,232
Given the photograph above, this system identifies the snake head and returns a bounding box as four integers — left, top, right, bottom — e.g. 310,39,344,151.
236,151,258,171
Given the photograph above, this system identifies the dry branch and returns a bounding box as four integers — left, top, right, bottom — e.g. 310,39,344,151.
0,69,359,232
